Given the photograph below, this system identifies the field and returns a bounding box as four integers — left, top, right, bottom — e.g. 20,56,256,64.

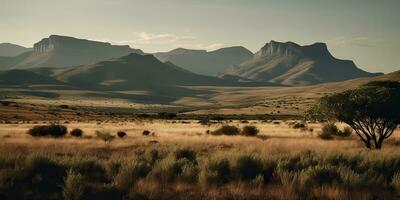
1,120,400,200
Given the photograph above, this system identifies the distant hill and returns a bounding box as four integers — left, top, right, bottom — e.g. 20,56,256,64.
154,46,253,76
0,69,61,85
226,41,382,85
0,43,32,57
51,53,275,90
0,35,143,70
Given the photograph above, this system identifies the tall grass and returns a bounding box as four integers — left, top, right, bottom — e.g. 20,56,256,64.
1,148,400,199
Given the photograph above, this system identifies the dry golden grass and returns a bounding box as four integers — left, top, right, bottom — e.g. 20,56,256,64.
0,120,398,155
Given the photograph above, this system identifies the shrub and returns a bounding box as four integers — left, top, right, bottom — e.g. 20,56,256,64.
336,127,353,137
27,124,67,137
234,155,263,181
174,149,197,163
145,149,161,165
63,170,85,200
299,166,342,190
318,131,333,140
321,123,339,135
292,122,306,129
198,119,210,126
151,155,198,183
117,131,126,138
112,160,151,192
212,125,240,136
241,125,259,136
95,130,115,143
142,130,150,136
23,155,66,194
200,158,231,186
392,172,400,191
70,128,83,137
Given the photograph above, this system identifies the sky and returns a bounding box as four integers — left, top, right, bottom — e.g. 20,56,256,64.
0,0,399,73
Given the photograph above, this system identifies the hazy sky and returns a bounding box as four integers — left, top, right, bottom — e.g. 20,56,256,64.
1,0,399,73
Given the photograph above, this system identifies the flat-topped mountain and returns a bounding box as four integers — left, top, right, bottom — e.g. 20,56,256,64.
0,35,143,70
226,41,382,85
154,46,253,76
0,43,32,57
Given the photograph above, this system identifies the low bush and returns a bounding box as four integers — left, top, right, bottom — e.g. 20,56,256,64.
321,123,338,135
198,119,211,126
234,155,263,181
174,149,197,163
95,130,115,143
112,160,151,192
212,125,240,136
200,158,231,186
70,128,83,137
336,127,353,137
142,130,150,136
117,131,126,138
27,124,67,137
292,122,306,129
241,125,259,136
63,170,85,200
318,131,333,140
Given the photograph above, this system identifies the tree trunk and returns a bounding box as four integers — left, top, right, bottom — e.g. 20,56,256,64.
364,139,372,149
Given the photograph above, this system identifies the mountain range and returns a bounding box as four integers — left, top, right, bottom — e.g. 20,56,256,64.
0,35,391,92
154,47,253,76
0,35,143,70
225,41,382,85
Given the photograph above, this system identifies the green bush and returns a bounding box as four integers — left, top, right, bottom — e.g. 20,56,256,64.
70,128,83,137
27,124,67,137
212,125,240,136
241,125,259,136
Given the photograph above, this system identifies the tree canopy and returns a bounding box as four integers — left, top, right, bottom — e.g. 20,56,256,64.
307,81,400,149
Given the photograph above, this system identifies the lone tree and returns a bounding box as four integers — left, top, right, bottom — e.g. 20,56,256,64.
306,81,400,149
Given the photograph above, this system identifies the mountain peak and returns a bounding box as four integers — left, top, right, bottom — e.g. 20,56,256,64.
169,48,207,55
259,40,302,57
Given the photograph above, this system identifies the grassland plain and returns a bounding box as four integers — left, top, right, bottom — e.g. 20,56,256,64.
0,120,400,200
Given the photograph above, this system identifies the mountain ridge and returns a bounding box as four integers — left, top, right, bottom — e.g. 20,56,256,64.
0,35,144,70
226,40,382,85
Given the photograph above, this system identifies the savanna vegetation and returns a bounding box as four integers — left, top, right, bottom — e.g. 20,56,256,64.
0,81,399,200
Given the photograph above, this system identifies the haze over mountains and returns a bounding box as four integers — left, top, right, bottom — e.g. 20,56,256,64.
226,41,382,85
154,47,253,76
0,35,143,70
